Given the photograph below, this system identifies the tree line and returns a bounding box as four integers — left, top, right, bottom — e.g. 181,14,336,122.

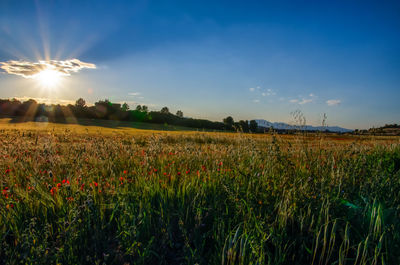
0,98,258,132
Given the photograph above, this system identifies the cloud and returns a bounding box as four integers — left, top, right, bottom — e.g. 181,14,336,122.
289,93,316,105
128,92,141,96
299,98,313,105
326,99,341,106
249,87,255,92
262,88,276,96
0,59,96,78
12,96,76,105
253,99,260,103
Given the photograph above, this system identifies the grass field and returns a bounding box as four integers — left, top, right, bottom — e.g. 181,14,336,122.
1,119,399,264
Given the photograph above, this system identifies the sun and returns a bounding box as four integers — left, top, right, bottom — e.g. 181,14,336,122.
34,68,62,88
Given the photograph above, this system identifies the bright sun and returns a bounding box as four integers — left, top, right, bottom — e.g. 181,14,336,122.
34,68,62,88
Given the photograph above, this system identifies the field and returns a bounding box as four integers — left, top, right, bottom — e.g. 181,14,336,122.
1,119,399,264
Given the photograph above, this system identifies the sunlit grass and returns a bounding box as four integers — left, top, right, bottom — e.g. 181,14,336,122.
0,120,399,264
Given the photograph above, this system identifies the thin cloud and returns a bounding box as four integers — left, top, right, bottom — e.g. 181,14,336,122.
262,88,276,96
12,97,75,105
290,93,316,105
326,99,341,106
0,59,96,78
253,99,260,103
299,98,313,105
249,87,255,92
128,92,141,96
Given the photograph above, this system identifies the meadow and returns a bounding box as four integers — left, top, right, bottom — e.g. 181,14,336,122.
0,119,399,264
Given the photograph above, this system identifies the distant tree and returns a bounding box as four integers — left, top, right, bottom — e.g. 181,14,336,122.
223,116,234,130
249,120,258,133
136,105,142,111
122,102,130,111
161,107,169,114
176,110,183,118
238,120,249,133
141,105,148,112
75,98,86,108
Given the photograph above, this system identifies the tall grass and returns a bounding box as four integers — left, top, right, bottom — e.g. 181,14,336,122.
0,126,399,264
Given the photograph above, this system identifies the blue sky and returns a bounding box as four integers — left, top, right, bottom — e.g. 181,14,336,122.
0,0,399,129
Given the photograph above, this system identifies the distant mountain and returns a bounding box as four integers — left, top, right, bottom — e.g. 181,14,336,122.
255,119,353,133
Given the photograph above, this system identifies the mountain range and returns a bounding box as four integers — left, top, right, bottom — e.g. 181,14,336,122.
255,119,353,133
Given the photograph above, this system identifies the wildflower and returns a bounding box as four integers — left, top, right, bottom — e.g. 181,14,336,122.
5,168,11,174
57,183,61,188
2,187,9,198
94,182,98,187
123,170,127,174
80,184,85,191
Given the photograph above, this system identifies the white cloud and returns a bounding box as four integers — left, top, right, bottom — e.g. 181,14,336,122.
261,88,276,97
249,87,255,92
0,59,96,78
299,99,313,105
253,99,260,103
128,92,141,96
326,99,341,106
289,93,316,105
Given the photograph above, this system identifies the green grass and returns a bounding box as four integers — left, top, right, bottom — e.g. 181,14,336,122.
0,123,399,264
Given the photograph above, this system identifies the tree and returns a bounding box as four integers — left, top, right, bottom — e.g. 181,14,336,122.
249,120,258,133
122,102,129,111
75,98,86,108
141,105,148,112
161,107,169,114
223,116,234,130
238,120,249,133
136,105,142,111
176,110,183,118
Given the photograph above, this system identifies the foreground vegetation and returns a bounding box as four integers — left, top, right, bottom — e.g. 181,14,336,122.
1,121,399,264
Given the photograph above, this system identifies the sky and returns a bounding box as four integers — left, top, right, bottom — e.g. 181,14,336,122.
0,0,399,129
